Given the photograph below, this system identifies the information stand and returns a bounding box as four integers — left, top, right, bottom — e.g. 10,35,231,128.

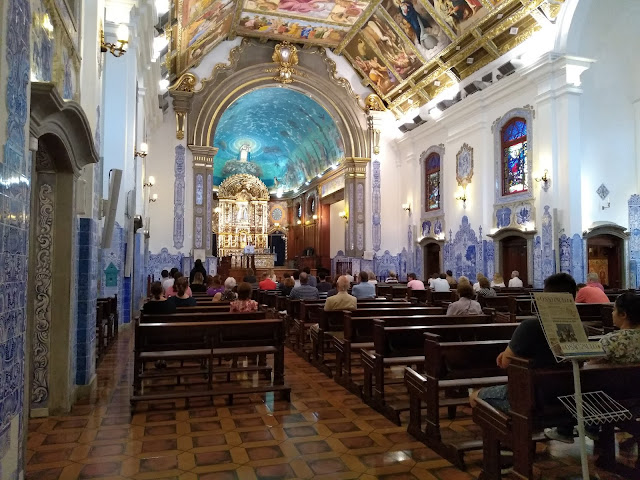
531,293,632,480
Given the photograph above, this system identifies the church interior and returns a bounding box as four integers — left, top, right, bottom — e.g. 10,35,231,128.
2,0,640,478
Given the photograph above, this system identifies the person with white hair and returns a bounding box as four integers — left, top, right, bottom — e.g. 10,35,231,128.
576,272,609,303
213,276,238,302
508,270,523,288
324,276,357,311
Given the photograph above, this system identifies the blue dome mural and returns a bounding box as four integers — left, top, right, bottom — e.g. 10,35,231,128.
213,87,345,190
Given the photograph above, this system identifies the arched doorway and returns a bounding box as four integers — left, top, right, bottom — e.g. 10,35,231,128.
583,223,629,289
419,238,444,279
268,229,287,266
501,236,528,284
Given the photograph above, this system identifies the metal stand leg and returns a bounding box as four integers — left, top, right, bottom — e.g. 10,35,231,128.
572,359,590,480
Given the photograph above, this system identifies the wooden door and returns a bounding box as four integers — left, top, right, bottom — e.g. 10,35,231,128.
502,236,528,285
424,243,441,278
587,234,622,289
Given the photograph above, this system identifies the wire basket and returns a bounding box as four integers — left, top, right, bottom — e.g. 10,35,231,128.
557,390,633,426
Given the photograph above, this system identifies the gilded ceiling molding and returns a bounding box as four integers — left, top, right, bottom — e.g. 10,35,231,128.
169,73,198,140
198,38,249,92
334,0,384,55
365,94,386,112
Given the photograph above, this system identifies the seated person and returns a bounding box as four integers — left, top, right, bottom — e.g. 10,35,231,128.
280,277,295,297
161,269,174,292
258,272,277,290
293,270,301,287
230,282,259,312
351,271,376,299
472,273,487,292
243,268,257,284
446,283,483,315
326,277,339,297
213,277,237,302
165,271,192,297
575,272,609,303
206,275,224,296
470,273,576,413
172,277,197,307
491,273,506,288
190,272,207,293
445,270,456,286
303,267,317,287
386,271,399,283
427,273,439,289
407,272,426,291
316,273,332,293
324,276,357,311
508,270,524,288
143,281,176,314
432,273,451,292
476,276,497,298
368,271,378,285
289,272,319,300
344,270,355,284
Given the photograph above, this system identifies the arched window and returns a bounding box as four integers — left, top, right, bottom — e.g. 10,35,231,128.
501,118,528,195
425,152,440,211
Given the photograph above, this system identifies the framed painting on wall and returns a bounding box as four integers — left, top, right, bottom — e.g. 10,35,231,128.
456,143,473,187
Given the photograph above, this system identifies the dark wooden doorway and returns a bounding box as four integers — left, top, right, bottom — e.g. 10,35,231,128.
424,243,441,278
502,236,528,285
268,234,286,266
587,234,622,289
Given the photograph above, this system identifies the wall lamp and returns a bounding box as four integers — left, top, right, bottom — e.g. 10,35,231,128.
297,220,302,225
401,203,411,214
535,169,550,192
456,188,467,208
312,214,318,220
134,142,148,158
338,211,348,222
149,193,158,203
100,24,129,58
143,176,155,188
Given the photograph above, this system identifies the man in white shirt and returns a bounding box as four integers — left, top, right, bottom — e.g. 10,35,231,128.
432,273,451,292
508,270,524,288
244,242,255,254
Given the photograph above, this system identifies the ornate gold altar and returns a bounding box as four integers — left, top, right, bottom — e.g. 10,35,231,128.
217,174,273,268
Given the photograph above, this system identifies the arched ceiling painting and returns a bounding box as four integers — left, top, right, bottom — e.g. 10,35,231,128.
212,87,344,190
165,0,564,116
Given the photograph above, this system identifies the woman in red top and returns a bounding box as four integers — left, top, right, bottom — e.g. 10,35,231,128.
230,282,258,312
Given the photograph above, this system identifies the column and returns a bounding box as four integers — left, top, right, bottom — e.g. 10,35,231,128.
368,107,385,254
343,158,370,257
189,146,217,259
169,74,196,140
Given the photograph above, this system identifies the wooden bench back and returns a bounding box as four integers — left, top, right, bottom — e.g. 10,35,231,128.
478,296,517,314
175,304,232,313
140,310,267,324
344,312,486,345
409,289,429,304
424,334,510,380
373,321,515,358
428,290,457,306
136,318,284,352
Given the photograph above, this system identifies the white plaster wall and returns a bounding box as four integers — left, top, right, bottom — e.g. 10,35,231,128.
330,200,345,256
146,100,193,255
569,0,640,229
190,38,243,83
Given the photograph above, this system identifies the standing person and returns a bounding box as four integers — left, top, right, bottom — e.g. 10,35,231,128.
324,276,357,311
213,277,237,302
351,271,376,299
258,272,277,290
230,282,259,312
407,273,426,290
143,282,176,314
508,270,524,288
189,259,207,285
289,272,319,300
160,270,174,292
432,273,451,292
172,277,197,306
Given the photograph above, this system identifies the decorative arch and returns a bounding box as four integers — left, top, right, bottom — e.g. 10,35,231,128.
583,221,630,289
218,174,270,200
419,144,444,216
418,237,445,278
492,106,534,206
488,227,537,287
186,39,369,159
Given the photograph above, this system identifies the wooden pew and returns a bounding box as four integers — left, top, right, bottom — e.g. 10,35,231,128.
132,318,289,410
140,310,267,323
362,322,513,424
473,358,640,479
404,330,517,468
478,296,517,322
428,290,457,306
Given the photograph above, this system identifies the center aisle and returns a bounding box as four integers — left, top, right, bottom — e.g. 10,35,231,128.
26,329,627,480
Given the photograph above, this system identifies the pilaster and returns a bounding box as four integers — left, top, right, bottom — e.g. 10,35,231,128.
343,157,370,257
189,145,218,258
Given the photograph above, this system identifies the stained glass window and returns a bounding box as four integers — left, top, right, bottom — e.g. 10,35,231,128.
425,152,440,211
501,118,528,195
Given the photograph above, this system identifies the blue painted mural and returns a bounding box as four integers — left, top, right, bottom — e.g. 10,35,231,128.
213,88,344,190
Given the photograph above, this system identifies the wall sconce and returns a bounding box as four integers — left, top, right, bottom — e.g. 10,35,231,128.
535,169,550,192
100,24,129,58
266,42,306,84
338,211,348,222
149,193,158,203
601,198,611,210
134,142,148,158
312,214,318,220
456,188,467,208
401,203,411,214
296,219,302,225
143,176,155,187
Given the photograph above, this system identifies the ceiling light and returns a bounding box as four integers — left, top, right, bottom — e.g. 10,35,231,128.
455,46,461,51
497,13,504,19
466,57,474,64
429,107,442,119
434,80,441,86
155,0,170,14
510,27,519,35
317,173,323,178
332,164,338,170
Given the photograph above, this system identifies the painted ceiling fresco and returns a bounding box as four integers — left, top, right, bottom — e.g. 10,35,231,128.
166,0,564,116
212,87,344,189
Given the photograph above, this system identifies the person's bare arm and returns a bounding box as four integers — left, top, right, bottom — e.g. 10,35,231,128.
496,346,516,368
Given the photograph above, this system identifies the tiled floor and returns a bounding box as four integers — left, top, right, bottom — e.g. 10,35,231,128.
26,329,635,479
